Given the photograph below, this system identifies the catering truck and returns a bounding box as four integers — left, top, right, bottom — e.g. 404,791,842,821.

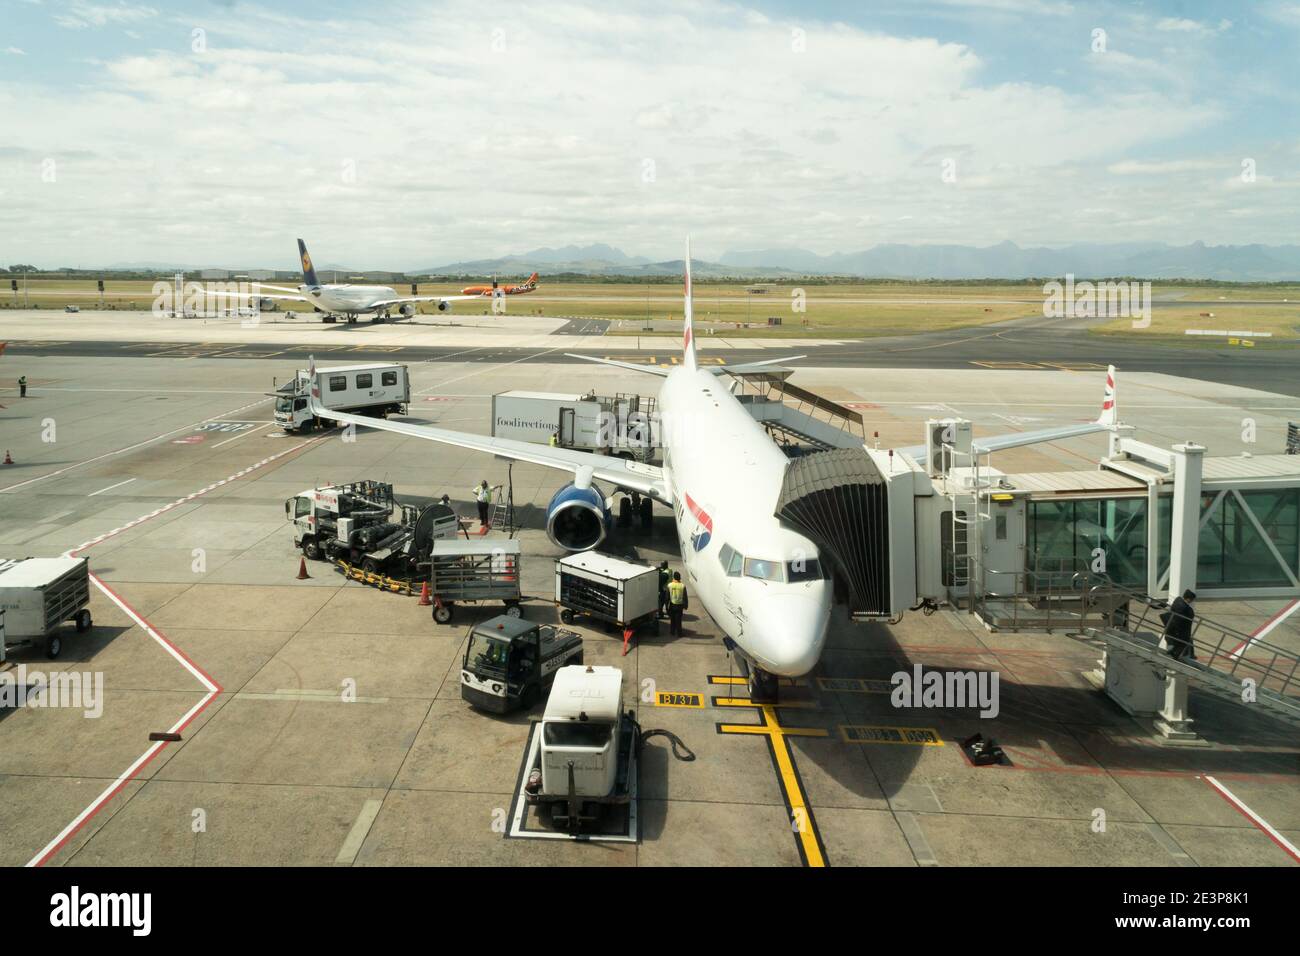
272,362,410,433
490,390,657,461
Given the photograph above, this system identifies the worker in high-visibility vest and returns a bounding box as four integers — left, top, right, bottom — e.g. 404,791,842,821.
657,561,671,620
667,571,688,637
549,431,559,447
18,375,27,398
472,480,497,527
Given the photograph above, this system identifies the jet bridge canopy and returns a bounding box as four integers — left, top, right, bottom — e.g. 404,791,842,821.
775,448,891,618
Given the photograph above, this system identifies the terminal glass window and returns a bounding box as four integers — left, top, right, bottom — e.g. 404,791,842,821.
1027,497,1147,588
356,373,373,389
382,371,398,386
1198,488,1299,588
329,375,347,392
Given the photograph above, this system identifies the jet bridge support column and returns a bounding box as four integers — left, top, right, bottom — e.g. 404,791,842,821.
1155,442,1205,743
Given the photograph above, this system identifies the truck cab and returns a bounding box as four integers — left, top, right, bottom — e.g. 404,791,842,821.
461,616,583,713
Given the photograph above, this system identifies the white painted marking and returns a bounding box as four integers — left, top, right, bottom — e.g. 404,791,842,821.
1230,599,1300,661
335,799,384,865
1203,775,1300,863
212,423,272,448
87,477,137,497
0,396,270,494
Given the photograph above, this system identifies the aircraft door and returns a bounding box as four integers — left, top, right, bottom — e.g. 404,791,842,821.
559,407,575,447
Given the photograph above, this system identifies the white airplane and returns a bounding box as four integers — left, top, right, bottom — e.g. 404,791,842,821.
234,239,487,322
304,240,1121,699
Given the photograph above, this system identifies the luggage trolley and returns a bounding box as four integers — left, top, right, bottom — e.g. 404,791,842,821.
428,539,525,624
0,556,93,660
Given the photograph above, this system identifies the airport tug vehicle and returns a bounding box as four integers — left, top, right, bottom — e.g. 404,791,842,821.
461,615,584,713
523,665,637,832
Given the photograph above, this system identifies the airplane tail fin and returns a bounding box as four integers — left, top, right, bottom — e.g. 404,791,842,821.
1097,364,1118,426
297,238,320,288
525,271,539,289
682,237,697,370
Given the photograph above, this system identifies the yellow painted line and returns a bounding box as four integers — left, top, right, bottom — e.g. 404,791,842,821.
763,706,825,867
839,725,945,746
708,675,746,685
1043,362,1107,370
713,696,818,710
971,360,1040,369
655,691,704,708
719,722,828,738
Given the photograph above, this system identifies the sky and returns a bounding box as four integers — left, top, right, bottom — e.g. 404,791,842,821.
1,0,1297,269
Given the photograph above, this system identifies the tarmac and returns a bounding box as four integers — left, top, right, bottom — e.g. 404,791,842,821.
0,339,1296,867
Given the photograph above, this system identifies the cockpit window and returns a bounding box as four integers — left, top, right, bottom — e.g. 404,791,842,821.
787,558,823,583
718,543,743,577
743,557,784,582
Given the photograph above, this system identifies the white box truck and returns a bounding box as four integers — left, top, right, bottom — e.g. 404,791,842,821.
273,362,410,433
491,390,656,460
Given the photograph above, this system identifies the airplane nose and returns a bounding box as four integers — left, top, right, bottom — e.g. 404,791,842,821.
745,592,829,677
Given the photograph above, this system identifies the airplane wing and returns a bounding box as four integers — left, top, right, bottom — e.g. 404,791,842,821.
304,357,669,503
565,353,671,377
370,294,485,309
899,365,1120,464
563,353,808,378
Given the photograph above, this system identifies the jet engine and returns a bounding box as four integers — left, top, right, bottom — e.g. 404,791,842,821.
254,297,277,311
545,483,611,551
398,303,417,317
437,299,451,312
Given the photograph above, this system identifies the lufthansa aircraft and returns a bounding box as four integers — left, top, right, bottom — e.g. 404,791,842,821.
239,239,485,322
305,240,1120,697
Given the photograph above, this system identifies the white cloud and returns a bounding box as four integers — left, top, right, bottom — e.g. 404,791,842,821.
0,0,1279,267
53,1,157,30
3,47,27,55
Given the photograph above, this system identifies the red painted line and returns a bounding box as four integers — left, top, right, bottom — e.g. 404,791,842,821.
25,440,321,866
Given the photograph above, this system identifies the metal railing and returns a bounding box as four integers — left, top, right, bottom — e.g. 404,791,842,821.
965,557,1132,632
727,372,866,443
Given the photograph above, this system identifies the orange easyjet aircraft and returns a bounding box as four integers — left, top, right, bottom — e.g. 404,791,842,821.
460,272,540,297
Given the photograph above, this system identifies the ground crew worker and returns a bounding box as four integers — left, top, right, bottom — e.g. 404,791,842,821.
657,561,671,620
667,571,688,637
549,431,559,447
18,375,26,398
473,480,494,527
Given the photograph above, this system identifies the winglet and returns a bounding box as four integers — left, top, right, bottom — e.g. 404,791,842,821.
682,237,697,371
1097,364,1118,426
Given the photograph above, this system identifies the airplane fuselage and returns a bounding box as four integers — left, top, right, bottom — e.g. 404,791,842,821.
298,283,399,315
656,366,831,676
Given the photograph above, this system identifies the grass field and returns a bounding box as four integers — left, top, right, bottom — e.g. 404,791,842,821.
1093,303,1300,342
4,278,1300,339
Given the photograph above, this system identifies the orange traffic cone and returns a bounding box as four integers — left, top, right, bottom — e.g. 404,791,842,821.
2,449,12,465
418,581,432,606
297,556,310,579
